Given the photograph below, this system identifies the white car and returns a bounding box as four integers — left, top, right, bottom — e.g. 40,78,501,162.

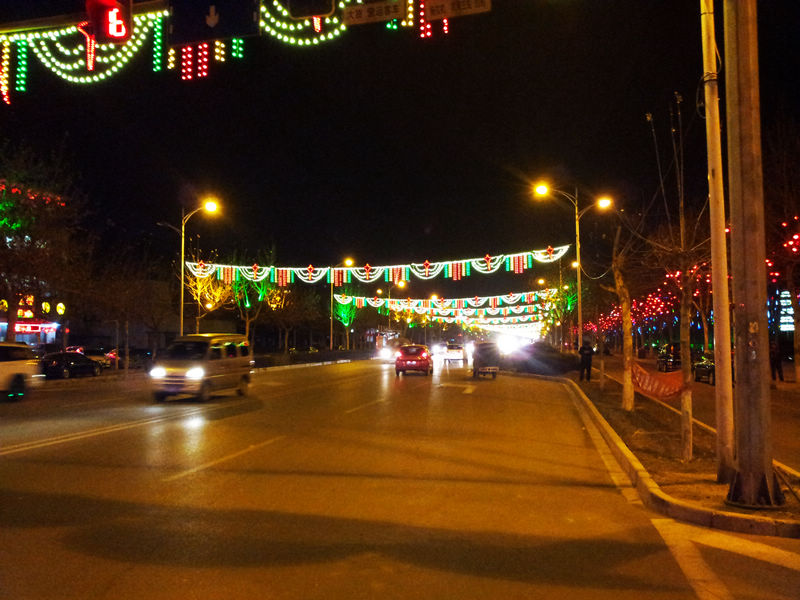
444,343,466,364
0,342,41,399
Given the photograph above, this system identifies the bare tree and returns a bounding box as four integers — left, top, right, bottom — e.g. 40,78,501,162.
643,99,711,462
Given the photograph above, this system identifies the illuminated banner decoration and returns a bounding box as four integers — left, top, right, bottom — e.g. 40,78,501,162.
334,289,558,310
186,245,570,287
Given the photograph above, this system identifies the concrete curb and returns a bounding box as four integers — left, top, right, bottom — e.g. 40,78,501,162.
563,377,800,538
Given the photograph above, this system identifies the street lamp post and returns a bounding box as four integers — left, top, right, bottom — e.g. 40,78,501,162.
534,183,612,348
376,280,406,332
178,199,219,336
330,258,354,350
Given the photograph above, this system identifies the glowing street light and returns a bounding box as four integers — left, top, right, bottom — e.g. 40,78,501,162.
533,182,613,346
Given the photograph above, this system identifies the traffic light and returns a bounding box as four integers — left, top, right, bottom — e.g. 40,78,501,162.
85,0,133,44
287,0,336,19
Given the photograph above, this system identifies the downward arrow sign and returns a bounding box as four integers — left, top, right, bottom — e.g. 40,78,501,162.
206,5,220,27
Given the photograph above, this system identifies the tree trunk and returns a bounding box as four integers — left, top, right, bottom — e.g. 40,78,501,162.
613,263,635,411
680,282,694,462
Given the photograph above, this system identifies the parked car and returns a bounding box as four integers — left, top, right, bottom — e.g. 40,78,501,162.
41,352,102,379
472,342,500,379
692,352,734,385
395,344,433,376
0,342,41,399
69,347,112,368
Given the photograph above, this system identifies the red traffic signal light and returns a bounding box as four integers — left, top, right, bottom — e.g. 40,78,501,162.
85,0,133,44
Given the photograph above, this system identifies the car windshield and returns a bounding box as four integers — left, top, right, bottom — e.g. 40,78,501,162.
447,344,462,350
163,342,208,360
400,346,426,356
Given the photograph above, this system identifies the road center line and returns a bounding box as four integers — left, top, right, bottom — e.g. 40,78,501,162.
345,399,384,414
162,436,285,482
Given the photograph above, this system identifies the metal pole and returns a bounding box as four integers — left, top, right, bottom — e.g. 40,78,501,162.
575,189,582,348
179,207,185,337
700,0,735,482
724,0,784,506
330,276,334,350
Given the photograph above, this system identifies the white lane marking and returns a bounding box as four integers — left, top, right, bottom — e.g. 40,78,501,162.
651,518,734,600
0,406,210,456
567,385,640,503
162,435,285,482
439,383,475,394
345,399,384,414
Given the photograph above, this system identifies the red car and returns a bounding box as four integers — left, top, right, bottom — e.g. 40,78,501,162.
395,344,433,377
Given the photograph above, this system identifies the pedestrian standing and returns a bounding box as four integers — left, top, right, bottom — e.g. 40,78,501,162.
770,339,784,382
579,340,594,381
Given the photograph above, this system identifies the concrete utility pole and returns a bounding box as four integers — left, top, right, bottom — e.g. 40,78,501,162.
723,0,784,506
699,0,735,483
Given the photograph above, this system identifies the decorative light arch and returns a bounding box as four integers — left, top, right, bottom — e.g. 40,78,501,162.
186,244,571,287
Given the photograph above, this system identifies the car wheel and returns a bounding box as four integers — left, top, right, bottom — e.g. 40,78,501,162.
9,374,25,400
709,371,715,386
694,370,700,381
237,375,249,396
395,370,401,377
61,367,70,379
492,373,497,379
197,382,211,402
153,392,168,403
92,365,101,377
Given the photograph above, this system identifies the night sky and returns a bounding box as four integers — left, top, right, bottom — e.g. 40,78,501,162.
2,1,799,298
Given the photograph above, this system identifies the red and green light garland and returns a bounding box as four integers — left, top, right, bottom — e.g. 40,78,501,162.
186,244,570,287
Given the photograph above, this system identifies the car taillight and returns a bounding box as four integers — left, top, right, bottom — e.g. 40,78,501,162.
395,351,402,358
421,352,428,359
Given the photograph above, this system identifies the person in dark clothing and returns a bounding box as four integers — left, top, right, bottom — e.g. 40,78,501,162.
770,340,784,382
579,340,594,381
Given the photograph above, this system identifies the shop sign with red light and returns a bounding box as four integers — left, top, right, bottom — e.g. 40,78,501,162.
15,322,59,334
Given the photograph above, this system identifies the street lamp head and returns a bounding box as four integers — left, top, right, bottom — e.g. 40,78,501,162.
533,182,550,197
203,199,219,213
397,280,406,289
537,278,545,285
343,257,354,267
596,196,613,210
376,288,384,295
571,260,579,268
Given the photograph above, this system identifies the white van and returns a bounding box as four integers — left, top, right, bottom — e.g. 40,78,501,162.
149,334,253,402
0,342,41,400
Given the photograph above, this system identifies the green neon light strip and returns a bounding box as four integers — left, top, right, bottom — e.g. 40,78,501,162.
15,39,27,91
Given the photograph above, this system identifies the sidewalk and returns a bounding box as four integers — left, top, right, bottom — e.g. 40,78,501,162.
556,356,800,538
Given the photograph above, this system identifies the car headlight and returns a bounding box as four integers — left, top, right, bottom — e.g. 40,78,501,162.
149,366,167,379
185,367,205,380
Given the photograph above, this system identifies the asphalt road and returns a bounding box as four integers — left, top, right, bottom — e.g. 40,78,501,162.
1,360,799,599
